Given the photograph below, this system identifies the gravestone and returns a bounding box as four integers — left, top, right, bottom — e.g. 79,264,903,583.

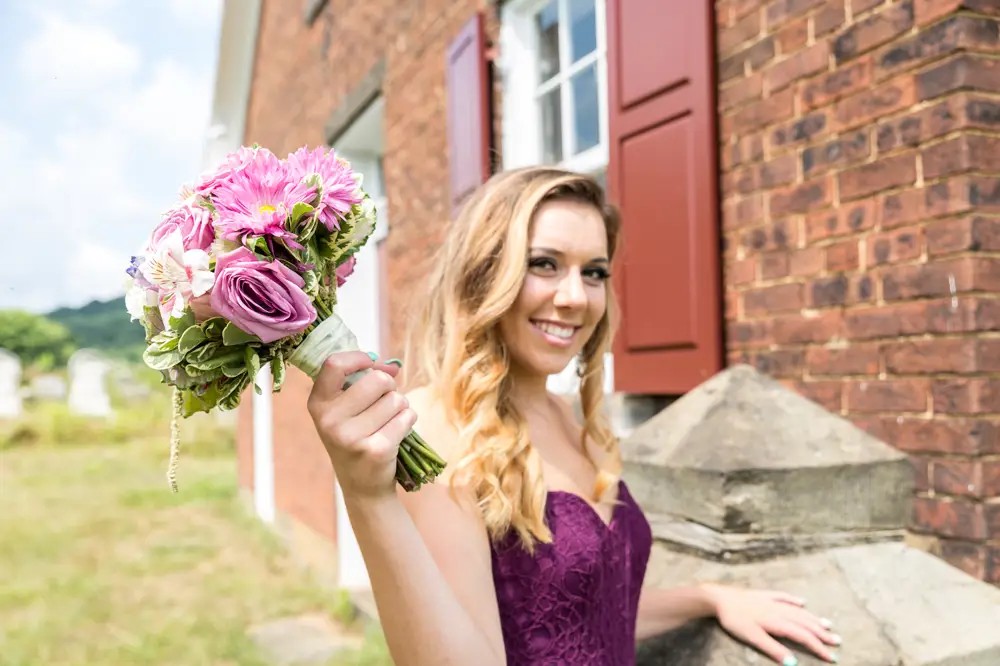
67,349,112,417
0,349,22,418
29,374,67,401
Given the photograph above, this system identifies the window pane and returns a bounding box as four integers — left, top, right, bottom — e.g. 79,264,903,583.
535,1,560,83
571,64,599,154
568,0,597,63
540,88,563,163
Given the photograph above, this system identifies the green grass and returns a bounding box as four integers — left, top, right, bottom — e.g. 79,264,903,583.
0,396,390,666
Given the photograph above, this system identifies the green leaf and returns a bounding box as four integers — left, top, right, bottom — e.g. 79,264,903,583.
222,321,260,346
244,346,260,375
143,345,181,370
291,201,315,224
270,353,286,392
303,270,319,297
201,318,226,340
187,348,245,372
168,307,196,333
178,326,208,355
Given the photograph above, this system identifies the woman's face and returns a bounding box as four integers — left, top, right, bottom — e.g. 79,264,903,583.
499,198,610,380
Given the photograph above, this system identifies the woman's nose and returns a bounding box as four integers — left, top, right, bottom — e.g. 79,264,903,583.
553,271,586,309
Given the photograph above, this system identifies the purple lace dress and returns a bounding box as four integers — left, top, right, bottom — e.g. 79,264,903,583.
490,480,653,665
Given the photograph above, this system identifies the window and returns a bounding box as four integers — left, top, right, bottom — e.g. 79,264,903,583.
500,0,608,177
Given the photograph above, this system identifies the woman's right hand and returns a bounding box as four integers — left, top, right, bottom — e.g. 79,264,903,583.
306,351,417,499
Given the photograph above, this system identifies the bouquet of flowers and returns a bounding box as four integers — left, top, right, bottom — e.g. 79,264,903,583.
124,144,444,492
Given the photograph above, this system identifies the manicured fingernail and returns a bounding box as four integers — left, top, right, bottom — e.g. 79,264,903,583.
830,633,842,645
820,617,834,629
828,652,839,663
386,358,403,367
367,352,379,362
782,656,799,666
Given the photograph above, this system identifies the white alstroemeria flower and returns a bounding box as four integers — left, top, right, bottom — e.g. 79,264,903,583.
140,229,216,325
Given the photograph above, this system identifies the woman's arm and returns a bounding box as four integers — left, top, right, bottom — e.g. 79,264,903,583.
637,583,841,665
635,584,717,641
307,354,506,666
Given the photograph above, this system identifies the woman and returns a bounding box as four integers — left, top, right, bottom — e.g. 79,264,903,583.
306,167,841,665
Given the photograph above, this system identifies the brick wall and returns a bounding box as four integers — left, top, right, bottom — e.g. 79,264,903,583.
716,0,1000,582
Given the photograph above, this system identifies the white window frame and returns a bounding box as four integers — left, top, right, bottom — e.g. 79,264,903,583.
499,0,609,177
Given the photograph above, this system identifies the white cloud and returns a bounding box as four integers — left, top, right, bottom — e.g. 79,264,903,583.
112,59,212,153
66,240,130,306
19,11,140,97
168,0,223,26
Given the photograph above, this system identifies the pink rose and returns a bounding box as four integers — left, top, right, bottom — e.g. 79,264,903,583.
335,255,356,287
209,247,317,343
149,204,215,253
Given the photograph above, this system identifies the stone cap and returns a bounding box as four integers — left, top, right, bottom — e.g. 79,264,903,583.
622,365,913,552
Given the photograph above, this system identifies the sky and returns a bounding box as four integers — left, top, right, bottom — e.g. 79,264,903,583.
0,0,223,313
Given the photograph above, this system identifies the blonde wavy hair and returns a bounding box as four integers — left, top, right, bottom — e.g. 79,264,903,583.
405,166,622,550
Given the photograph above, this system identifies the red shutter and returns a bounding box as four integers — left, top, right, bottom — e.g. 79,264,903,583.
607,0,723,395
446,12,493,217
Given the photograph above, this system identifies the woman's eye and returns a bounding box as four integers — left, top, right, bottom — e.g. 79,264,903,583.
584,267,611,281
528,257,557,272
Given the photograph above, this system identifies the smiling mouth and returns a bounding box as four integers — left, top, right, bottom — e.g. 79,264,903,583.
531,320,579,343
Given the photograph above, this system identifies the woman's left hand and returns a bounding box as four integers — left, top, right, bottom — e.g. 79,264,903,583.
704,584,841,665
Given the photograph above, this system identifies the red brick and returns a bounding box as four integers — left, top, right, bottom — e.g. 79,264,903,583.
772,310,843,344
743,282,805,315
806,344,880,376
983,461,1000,496
758,154,799,189
795,380,844,411
910,455,932,492
846,378,929,413
875,95,975,154
766,0,827,28
769,112,829,151
826,239,860,271
761,251,791,279
914,0,1000,27
807,274,851,308
885,417,999,455
874,15,1000,81
728,318,773,347
770,177,833,217
729,257,757,285
719,8,763,54
911,496,986,539
806,200,876,241
848,273,877,305
740,219,799,252
879,180,982,230
835,2,915,63
931,459,981,498
985,502,1000,536
768,41,829,91
720,36,778,83
938,539,987,579
720,72,765,110
923,134,1000,180
730,86,796,133
802,129,871,178
867,226,924,267
790,247,826,277
839,152,918,201
814,4,846,37
735,348,806,377
933,378,1000,414
835,74,918,130
880,257,975,301
988,545,1000,584
916,53,1000,102
774,16,810,54
883,338,977,373
850,0,885,15
927,216,1000,257
801,57,873,110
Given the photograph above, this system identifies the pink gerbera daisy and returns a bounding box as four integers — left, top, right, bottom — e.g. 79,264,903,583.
212,147,316,247
286,146,363,231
